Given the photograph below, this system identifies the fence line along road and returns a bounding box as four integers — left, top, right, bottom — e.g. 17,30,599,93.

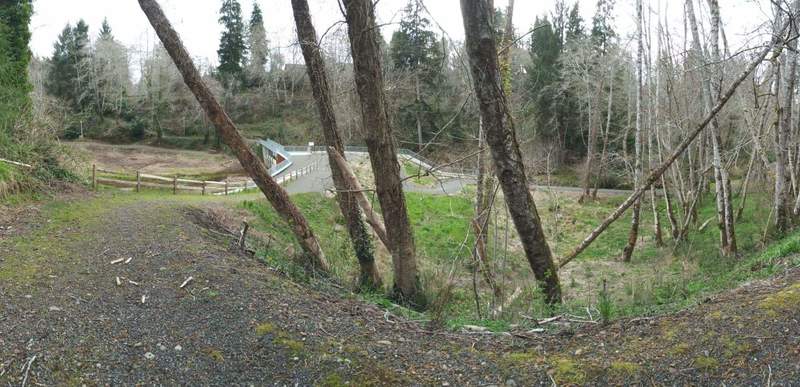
91,159,322,196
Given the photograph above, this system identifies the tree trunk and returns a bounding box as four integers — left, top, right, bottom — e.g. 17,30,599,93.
593,72,614,199
461,0,562,304
291,0,382,290
776,0,799,232
415,73,423,152
137,0,328,272
621,0,644,263
342,0,422,306
580,83,600,203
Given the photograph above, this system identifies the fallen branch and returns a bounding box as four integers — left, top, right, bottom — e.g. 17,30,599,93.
21,354,36,387
0,158,32,169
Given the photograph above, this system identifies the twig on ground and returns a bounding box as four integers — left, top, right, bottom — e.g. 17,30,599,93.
21,354,36,387
179,276,194,289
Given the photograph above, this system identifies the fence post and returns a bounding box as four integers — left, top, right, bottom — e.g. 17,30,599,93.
224,180,229,196
92,164,97,191
202,181,206,196
173,176,177,195
136,171,141,193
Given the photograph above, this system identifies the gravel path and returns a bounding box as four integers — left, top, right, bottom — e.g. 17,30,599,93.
1,192,798,385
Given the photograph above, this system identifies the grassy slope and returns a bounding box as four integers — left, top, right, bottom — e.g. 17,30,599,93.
243,187,800,328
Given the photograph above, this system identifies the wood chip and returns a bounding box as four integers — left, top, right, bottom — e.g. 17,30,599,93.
110,258,125,264
128,279,140,286
124,257,133,264
141,295,147,304
115,277,122,286
179,276,194,289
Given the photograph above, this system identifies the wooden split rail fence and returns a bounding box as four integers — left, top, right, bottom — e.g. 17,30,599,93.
91,159,321,195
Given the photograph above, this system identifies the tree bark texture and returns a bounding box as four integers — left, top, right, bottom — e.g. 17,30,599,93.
291,0,382,289
342,0,422,306
461,0,562,304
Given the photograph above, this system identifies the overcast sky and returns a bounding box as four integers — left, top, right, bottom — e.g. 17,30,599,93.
30,0,773,69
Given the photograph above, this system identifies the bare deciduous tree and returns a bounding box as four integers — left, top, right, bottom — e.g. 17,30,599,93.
137,0,328,272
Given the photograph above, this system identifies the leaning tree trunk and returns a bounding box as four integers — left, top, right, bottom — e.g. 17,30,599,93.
342,0,422,306
291,0,382,290
621,0,645,263
460,0,562,304
137,0,328,271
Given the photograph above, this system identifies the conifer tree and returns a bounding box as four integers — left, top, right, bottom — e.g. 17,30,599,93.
217,0,246,86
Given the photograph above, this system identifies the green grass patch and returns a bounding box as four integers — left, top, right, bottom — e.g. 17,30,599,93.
241,185,800,330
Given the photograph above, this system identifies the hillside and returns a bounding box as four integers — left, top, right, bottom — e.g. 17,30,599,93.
1,190,798,385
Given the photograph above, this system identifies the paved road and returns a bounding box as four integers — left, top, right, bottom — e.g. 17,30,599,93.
280,152,634,197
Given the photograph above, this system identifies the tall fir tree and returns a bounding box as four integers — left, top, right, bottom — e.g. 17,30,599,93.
245,3,269,87
217,0,246,86
45,24,74,102
388,0,446,150
525,14,583,158
45,19,92,115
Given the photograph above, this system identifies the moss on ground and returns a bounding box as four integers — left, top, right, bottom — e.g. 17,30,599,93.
759,283,800,317
549,356,587,385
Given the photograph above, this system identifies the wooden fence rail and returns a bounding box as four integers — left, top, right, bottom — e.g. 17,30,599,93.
91,159,321,196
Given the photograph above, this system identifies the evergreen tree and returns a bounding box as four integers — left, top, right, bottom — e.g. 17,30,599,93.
245,3,269,87
526,16,582,156
591,0,616,53
69,19,93,113
217,0,246,86
93,18,130,116
99,18,113,40
45,24,76,105
565,3,584,42
0,0,33,133
388,0,446,149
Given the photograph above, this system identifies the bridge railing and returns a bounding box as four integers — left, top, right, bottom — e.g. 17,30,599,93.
274,140,477,177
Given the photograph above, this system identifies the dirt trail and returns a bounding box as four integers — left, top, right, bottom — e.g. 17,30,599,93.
1,192,798,385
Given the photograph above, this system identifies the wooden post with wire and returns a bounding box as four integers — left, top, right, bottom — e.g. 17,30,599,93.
173,176,177,195
224,180,229,195
202,181,206,195
92,164,97,191
136,171,141,192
